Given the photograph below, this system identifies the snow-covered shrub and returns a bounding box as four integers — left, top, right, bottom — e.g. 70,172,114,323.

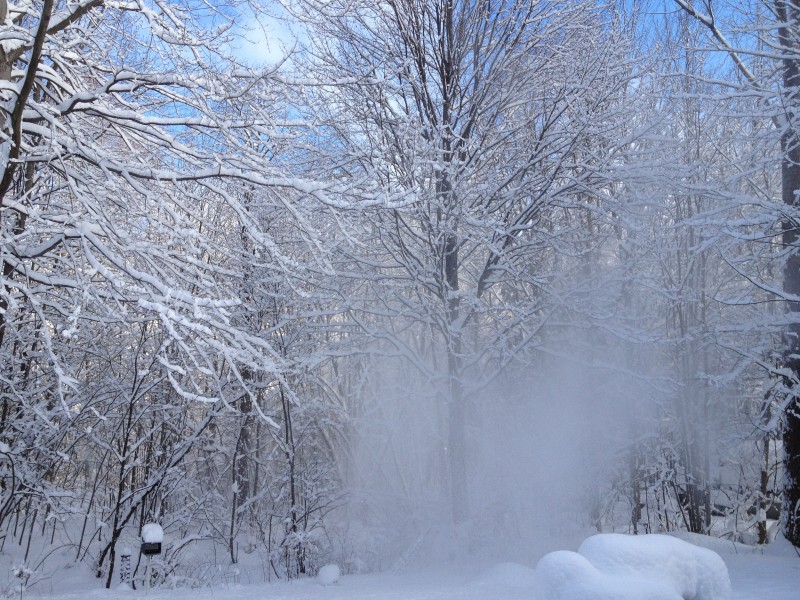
536,534,731,600
535,550,682,600
578,534,731,600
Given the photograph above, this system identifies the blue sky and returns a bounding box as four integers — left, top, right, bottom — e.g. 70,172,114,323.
228,1,304,67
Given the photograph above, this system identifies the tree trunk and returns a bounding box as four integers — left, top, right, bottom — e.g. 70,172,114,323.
779,0,800,548
446,324,467,525
279,382,304,575
759,429,772,545
441,168,467,525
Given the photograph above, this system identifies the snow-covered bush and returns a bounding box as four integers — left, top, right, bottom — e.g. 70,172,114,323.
536,534,731,600
535,550,682,600
578,534,731,600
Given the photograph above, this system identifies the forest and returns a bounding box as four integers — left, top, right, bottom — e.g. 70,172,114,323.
1,0,800,592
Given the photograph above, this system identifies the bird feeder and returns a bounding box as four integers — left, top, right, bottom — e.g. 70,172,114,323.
141,523,164,556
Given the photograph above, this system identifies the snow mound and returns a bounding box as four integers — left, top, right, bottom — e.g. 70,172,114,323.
536,534,731,600
578,534,731,600
535,550,681,600
318,563,340,585
474,562,538,588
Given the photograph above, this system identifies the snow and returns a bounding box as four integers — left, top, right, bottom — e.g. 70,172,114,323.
535,550,683,600
14,534,800,600
536,534,731,600
141,523,164,543
318,564,341,585
470,562,538,588
578,533,731,600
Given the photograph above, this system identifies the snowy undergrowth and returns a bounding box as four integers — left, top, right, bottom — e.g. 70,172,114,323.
8,533,798,600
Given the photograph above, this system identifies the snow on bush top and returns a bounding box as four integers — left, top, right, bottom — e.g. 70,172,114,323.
578,533,731,600
141,523,164,543
535,550,683,600
536,533,731,600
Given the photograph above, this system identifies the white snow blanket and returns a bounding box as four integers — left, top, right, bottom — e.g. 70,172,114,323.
536,533,731,600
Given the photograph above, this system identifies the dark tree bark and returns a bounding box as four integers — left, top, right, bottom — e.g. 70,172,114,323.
777,0,800,548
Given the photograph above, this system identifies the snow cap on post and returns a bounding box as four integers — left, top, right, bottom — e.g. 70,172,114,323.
142,523,164,543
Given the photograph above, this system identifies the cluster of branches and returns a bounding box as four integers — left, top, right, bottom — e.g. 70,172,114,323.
0,0,355,588
1,0,800,591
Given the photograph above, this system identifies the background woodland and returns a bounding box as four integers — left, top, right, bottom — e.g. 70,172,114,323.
1,0,799,590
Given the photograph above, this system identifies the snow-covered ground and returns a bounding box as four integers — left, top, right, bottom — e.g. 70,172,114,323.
16,535,800,600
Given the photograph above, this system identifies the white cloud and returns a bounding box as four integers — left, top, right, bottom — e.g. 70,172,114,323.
229,8,303,67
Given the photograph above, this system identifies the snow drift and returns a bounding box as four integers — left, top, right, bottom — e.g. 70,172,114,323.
535,533,731,600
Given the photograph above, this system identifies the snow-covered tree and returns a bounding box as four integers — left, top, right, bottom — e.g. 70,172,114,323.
670,0,800,548
0,0,353,583
285,0,642,530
